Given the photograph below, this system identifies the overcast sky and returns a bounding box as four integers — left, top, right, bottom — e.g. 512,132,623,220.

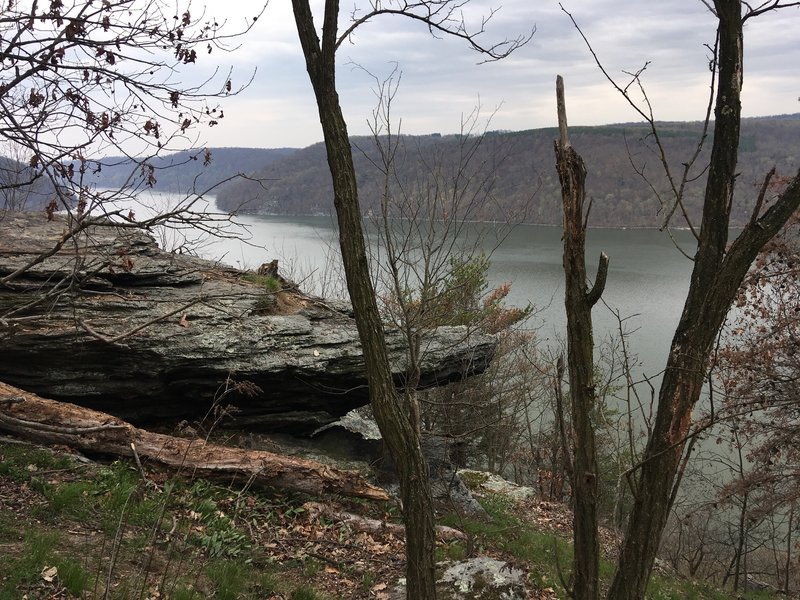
188,0,800,149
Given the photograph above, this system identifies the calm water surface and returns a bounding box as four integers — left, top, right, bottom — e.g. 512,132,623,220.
193,206,697,380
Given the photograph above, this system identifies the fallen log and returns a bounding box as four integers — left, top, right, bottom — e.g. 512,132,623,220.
0,381,389,501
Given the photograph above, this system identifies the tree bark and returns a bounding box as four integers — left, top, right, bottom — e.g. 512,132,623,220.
554,75,608,600
0,381,389,501
291,1,437,597
608,3,800,597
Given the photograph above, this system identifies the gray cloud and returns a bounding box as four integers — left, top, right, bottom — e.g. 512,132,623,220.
193,0,800,149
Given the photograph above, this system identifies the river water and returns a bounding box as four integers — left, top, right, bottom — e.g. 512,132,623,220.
190,207,696,381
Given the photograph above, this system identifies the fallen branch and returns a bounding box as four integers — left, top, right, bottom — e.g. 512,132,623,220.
303,501,466,542
0,381,389,501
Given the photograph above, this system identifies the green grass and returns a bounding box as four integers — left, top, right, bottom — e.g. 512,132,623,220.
441,492,573,596
258,572,281,595
0,444,76,483
205,560,248,600
0,530,61,599
0,442,335,599
290,585,325,600
169,586,198,600
44,480,96,519
55,556,91,597
0,509,17,537
242,272,283,292
3,440,776,600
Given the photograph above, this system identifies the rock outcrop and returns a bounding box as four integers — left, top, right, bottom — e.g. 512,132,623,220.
0,212,496,431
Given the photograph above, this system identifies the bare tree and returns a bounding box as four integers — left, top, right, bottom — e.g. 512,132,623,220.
0,0,264,324
551,2,800,598
554,74,609,600
360,68,531,448
289,1,531,597
0,1,262,224
0,141,46,212
555,2,800,598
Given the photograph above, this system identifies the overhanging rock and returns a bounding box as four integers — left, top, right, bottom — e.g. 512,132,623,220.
0,212,496,431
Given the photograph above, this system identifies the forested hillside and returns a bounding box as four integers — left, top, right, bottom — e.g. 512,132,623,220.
0,156,60,211
214,115,800,227
90,147,297,195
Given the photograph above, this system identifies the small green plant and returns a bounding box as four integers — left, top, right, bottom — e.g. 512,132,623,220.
360,571,376,591
194,496,219,519
300,556,323,578
258,572,280,595
185,484,251,559
243,271,284,312
28,474,50,495
440,541,467,561
290,585,323,600
0,458,26,482
45,481,95,519
0,445,74,473
197,523,251,559
478,491,515,520
170,586,198,600
263,275,282,293
0,510,17,537
56,557,90,596
0,530,60,599
205,560,247,600
242,272,283,293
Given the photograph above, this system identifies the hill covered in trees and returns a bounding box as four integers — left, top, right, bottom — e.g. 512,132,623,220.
0,156,60,211
214,115,800,228
91,147,297,195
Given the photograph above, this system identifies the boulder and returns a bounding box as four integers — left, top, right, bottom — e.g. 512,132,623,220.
0,212,496,431
438,558,529,600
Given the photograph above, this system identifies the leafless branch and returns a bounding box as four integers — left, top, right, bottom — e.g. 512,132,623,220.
78,297,205,345
742,1,800,22
559,3,724,248
338,0,534,62
749,167,776,226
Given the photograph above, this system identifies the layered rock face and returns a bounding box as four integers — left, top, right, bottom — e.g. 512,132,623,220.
0,212,496,431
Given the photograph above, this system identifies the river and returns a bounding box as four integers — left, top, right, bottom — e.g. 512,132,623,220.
116,188,698,385
181,203,697,384
141,193,732,488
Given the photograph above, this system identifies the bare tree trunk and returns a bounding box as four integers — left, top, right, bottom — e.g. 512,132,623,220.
732,494,748,593
291,1,437,597
785,503,794,594
554,75,609,600
607,3,800,597
731,426,748,593
552,356,572,501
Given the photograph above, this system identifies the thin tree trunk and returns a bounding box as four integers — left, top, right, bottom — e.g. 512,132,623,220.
732,426,748,593
290,1,437,597
785,503,793,594
554,354,573,499
732,493,749,592
607,3,800,597
554,75,608,600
